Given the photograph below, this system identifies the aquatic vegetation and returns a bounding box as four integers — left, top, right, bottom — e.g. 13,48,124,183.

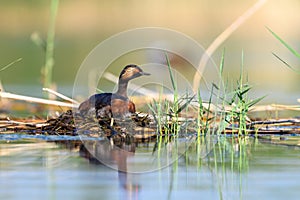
267,27,300,74
148,50,266,140
222,52,266,136
1,2,300,200
31,0,59,96
147,53,196,136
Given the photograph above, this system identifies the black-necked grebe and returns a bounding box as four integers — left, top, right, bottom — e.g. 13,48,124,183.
78,64,150,116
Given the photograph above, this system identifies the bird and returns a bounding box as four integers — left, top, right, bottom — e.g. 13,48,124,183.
78,64,150,118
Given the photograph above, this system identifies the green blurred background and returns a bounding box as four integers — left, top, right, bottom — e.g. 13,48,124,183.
0,0,299,103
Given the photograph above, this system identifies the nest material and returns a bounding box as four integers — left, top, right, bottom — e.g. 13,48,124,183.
1,108,300,143
0,109,157,144
77,108,156,143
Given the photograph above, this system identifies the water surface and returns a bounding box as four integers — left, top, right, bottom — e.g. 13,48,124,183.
0,135,299,200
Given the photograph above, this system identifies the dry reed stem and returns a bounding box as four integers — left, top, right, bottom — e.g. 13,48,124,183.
43,88,79,104
250,104,300,112
0,119,49,127
0,91,78,108
192,0,268,92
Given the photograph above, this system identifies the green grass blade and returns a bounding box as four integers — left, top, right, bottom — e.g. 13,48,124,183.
240,86,252,97
240,50,244,89
0,58,22,72
246,95,266,108
165,52,177,91
272,52,300,74
212,83,219,90
197,89,203,110
267,27,300,59
219,48,225,75
147,102,158,124
176,95,195,114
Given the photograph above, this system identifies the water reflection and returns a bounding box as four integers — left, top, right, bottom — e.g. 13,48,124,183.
78,138,141,199
46,136,275,200
79,139,136,172
1,135,300,200
67,135,244,199
64,135,197,199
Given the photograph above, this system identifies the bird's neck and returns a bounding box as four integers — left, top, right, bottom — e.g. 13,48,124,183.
116,80,128,97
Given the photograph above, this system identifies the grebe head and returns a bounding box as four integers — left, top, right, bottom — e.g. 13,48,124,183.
119,64,150,81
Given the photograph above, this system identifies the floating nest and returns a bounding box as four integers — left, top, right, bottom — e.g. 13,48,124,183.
0,109,158,144
1,108,300,145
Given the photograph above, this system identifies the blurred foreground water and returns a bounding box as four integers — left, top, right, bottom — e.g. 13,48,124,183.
0,135,300,200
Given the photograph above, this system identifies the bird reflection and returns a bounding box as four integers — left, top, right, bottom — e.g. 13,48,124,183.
79,137,140,199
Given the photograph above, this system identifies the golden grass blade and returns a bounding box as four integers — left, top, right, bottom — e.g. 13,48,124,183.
192,0,268,92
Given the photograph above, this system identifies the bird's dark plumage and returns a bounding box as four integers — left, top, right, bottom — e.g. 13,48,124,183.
78,64,150,117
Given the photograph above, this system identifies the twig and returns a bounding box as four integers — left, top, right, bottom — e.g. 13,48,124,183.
43,88,79,104
0,91,78,108
249,119,300,126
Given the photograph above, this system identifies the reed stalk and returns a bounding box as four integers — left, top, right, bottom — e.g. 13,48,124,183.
43,0,59,94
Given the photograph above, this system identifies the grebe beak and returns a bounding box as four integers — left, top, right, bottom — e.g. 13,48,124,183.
140,71,151,76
